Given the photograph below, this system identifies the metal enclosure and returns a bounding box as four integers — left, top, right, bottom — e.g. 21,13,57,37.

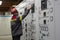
16,0,56,40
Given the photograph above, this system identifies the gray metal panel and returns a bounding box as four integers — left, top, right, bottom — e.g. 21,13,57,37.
54,0,60,40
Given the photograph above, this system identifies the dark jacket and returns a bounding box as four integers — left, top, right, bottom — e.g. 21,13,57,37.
11,8,30,36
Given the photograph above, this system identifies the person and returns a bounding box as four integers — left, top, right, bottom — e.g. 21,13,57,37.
11,7,31,40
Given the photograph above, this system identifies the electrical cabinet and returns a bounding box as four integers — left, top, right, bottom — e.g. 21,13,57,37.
15,0,55,40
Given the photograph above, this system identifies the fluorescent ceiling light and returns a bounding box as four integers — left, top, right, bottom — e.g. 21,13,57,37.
0,1,2,5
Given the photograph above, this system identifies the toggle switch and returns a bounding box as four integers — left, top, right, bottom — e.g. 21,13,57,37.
43,12,46,17
44,20,46,24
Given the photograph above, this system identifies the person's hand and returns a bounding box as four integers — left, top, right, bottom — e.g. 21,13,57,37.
27,5,32,9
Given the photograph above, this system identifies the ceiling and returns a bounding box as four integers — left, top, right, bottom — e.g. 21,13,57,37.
0,0,23,12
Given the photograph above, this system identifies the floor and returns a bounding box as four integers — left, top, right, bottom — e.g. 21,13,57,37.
0,35,12,40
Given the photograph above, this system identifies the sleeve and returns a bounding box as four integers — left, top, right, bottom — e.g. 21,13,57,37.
22,8,30,20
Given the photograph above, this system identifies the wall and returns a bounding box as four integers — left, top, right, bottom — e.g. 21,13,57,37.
0,15,12,40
